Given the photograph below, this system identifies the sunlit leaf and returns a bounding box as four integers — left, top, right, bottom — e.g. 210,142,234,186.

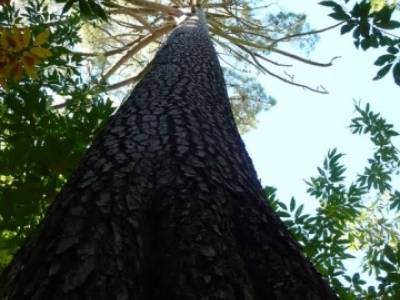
30,47,52,58
34,30,50,46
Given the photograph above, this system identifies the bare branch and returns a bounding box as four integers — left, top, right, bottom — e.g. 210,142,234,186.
108,7,160,15
107,53,158,91
124,0,182,16
70,35,143,57
213,35,329,94
246,50,329,94
110,8,154,30
107,75,140,91
210,20,339,68
218,53,250,73
253,52,292,67
101,23,175,81
270,21,345,47
271,48,340,67
110,17,147,30
212,37,262,71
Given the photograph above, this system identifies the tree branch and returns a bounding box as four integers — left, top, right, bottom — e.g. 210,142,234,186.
270,48,340,67
110,8,154,30
70,36,143,57
101,23,175,82
106,57,155,91
270,21,345,47
124,0,182,16
248,52,329,94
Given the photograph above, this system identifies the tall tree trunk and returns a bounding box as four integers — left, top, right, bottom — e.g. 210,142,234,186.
1,10,337,300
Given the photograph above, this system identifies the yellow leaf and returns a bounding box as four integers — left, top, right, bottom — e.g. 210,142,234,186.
34,29,50,46
5,36,18,52
11,27,24,51
370,0,385,11
22,52,40,79
30,47,52,58
0,56,10,77
21,27,31,48
370,0,397,12
0,31,9,49
5,59,23,82
0,76,8,91
12,63,23,82
3,58,17,78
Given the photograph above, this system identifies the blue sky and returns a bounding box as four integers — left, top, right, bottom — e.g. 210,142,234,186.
243,1,400,209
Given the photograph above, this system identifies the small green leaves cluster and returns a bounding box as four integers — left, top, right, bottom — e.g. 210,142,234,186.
351,103,399,193
0,0,114,270
266,103,400,299
320,0,400,86
56,0,107,21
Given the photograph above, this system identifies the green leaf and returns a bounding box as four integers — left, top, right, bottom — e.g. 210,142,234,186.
373,64,392,80
383,245,397,264
290,197,296,212
87,0,108,21
62,0,76,13
351,1,371,18
375,20,400,30
340,23,355,35
329,11,350,21
352,272,360,283
380,260,396,272
278,211,291,218
295,204,304,219
277,201,288,211
319,1,340,8
392,62,400,86
374,54,396,66
387,46,399,55
78,0,91,17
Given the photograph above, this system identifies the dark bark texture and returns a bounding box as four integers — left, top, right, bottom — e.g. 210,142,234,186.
1,11,338,300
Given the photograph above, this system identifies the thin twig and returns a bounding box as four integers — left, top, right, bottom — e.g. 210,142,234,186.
110,9,154,30
125,0,182,16
101,23,174,82
270,21,345,47
249,53,329,94
271,48,340,67
70,36,143,57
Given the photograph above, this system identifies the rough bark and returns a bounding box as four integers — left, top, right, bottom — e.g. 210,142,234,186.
1,10,338,300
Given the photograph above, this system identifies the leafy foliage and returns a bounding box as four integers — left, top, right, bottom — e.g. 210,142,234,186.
320,0,400,86
0,26,52,88
56,0,107,21
0,0,115,270
266,103,400,299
